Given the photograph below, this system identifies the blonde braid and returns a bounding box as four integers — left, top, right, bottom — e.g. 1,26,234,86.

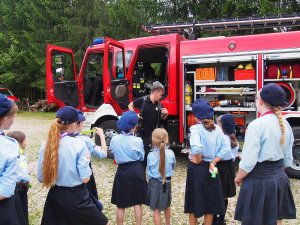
272,107,285,145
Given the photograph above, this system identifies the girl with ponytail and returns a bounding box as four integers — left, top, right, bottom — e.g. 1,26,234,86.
184,99,230,225
37,106,109,225
147,128,176,225
235,83,296,225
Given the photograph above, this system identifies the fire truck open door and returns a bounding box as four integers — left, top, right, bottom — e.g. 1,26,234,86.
103,38,129,112
46,44,79,108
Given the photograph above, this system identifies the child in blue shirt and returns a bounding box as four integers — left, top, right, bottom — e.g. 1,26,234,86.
110,110,146,225
7,131,30,225
0,94,23,225
213,114,239,225
235,83,296,225
147,128,176,225
37,106,108,225
74,109,107,200
184,99,230,225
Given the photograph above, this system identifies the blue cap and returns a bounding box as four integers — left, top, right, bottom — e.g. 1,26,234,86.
117,111,139,132
56,106,79,125
260,83,286,107
221,114,235,134
0,94,13,117
76,109,86,122
192,99,214,119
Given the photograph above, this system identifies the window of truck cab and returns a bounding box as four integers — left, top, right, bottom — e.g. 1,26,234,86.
52,51,75,81
115,51,133,78
83,51,113,108
132,46,169,99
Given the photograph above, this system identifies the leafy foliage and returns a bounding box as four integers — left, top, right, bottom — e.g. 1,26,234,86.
0,0,300,90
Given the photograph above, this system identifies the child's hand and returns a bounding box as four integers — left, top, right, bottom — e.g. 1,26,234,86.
209,162,216,173
95,128,104,137
160,108,168,118
234,177,243,186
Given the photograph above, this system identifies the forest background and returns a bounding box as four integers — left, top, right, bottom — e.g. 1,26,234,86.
1,0,300,93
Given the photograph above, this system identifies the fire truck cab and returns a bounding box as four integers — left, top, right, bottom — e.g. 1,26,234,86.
46,15,300,178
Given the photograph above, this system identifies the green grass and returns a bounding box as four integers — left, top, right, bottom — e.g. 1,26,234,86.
17,110,55,120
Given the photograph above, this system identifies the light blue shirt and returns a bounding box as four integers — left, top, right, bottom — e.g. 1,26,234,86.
75,134,107,159
221,135,239,161
38,136,92,187
147,147,176,181
0,134,19,197
16,154,30,183
189,123,231,162
110,134,144,164
239,114,294,173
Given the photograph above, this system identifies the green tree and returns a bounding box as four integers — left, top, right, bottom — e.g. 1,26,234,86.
1,0,300,92
0,0,108,89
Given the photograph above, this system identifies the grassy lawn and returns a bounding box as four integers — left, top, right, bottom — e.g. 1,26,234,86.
17,110,56,120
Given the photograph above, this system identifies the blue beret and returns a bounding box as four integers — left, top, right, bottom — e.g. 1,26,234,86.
76,109,86,122
221,114,235,135
192,99,214,119
56,106,79,125
117,110,138,132
0,94,13,117
260,83,286,107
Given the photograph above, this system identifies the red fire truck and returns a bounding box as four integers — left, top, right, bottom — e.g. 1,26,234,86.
46,14,300,178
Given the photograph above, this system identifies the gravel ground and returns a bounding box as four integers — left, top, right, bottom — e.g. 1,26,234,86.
8,113,300,225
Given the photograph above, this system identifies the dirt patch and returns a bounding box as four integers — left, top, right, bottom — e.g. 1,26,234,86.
8,114,300,225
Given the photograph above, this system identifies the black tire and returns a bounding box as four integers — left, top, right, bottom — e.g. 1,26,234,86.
95,120,120,147
285,126,300,179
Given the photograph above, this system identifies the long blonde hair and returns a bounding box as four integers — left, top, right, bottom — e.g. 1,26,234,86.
152,128,169,183
272,106,285,145
42,118,68,188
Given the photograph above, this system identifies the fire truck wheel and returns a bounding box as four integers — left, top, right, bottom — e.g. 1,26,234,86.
95,120,120,147
285,126,300,179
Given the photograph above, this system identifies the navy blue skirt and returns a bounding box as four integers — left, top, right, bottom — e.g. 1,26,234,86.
218,160,236,198
184,161,225,218
235,160,296,225
14,187,26,225
111,161,147,208
86,163,98,199
0,196,20,225
42,184,108,225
